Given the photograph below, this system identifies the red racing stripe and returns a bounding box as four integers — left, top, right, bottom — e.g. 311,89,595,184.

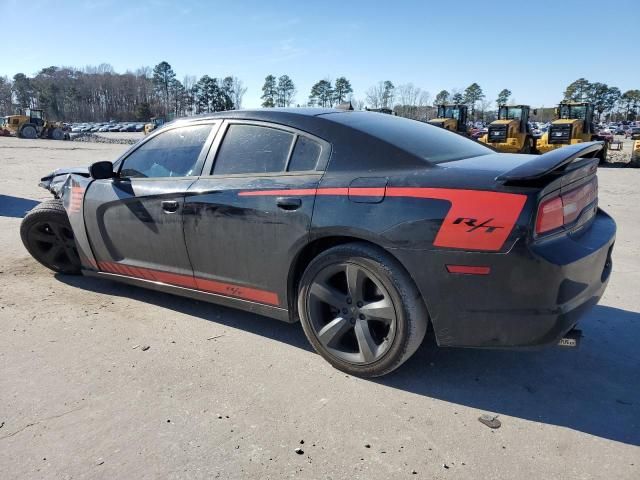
238,186,526,251
194,277,279,305
96,261,279,306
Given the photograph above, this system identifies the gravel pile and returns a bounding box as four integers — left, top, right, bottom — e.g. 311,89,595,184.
69,132,139,145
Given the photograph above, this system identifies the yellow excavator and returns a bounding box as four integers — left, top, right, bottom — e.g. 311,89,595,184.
536,102,607,163
428,104,469,134
479,105,536,153
3,108,66,140
144,116,166,135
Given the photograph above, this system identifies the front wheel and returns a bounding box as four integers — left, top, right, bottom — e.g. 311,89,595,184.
298,243,428,377
20,124,37,139
20,199,81,274
50,128,64,140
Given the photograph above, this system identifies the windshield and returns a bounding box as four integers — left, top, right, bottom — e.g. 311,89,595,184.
327,112,493,164
438,106,460,120
499,107,523,120
559,104,586,120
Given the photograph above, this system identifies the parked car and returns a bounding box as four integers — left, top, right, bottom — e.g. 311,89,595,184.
597,129,614,143
21,110,615,377
108,125,121,132
134,124,145,132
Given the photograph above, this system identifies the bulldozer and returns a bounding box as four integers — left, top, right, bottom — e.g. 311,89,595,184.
144,116,166,135
536,102,607,163
4,108,66,140
478,105,536,153
428,104,469,134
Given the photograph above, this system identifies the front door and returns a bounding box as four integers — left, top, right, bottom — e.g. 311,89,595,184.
84,122,218,284
183,121,331,309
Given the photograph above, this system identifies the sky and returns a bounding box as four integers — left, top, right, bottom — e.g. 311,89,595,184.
1,0,639,109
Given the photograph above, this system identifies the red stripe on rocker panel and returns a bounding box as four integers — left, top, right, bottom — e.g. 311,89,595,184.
96,261,279,306
195,277,280,306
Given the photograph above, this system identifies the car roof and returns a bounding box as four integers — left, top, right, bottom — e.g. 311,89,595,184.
186,108,346,121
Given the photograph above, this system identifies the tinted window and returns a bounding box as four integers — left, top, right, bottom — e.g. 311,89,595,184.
326,112,492,164
288,136,322,171
214,124,294,175
120,124,212,178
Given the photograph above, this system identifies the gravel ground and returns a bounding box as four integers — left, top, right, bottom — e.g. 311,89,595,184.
0,136,638,479
69,132,145,145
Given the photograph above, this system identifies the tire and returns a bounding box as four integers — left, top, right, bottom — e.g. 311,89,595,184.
50,128,64,140
520,137,532,154
20,199,81,275
598,144,608,165
297,243,428,377
20,124,37,139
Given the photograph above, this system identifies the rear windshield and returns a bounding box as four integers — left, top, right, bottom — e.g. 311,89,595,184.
325,112,492,164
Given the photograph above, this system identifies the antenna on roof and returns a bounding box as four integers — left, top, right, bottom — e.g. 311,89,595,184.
336,101,354,111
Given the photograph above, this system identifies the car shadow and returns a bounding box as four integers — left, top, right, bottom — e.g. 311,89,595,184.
0,195,39,218
56,274,638,446
55,274,311,351
381,304,640,446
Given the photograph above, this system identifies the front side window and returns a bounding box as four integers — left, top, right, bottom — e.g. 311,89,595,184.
213,124,295,175
120,124,212,178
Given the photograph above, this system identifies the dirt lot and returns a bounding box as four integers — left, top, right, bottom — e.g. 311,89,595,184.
0,136,638,479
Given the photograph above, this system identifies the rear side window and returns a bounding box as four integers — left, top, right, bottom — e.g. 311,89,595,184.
213,124,294,175
120,125,212,178
288,136,322,171
325,112,493,164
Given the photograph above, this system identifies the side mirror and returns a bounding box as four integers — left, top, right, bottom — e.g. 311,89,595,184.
533,109,538,115
89,161,115,180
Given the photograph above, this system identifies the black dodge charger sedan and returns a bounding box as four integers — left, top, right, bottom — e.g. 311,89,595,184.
21,109,615,377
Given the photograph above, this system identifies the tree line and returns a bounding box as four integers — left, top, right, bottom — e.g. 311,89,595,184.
2,62,639,123
0,61,246,122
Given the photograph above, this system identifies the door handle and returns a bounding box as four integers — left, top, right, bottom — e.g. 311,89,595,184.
161,200,179,213
276,197,302,211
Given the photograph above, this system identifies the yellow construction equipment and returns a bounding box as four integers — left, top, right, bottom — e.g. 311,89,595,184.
536,102,607,163
3,108,66,140
428,104,469,134
144,116,166,135
631,140,640,168
479,105,536,153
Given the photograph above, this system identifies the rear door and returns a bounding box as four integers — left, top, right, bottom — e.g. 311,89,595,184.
84,122,219,281
183,121,330,309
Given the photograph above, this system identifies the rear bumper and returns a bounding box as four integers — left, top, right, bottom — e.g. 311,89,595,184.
394,208,616,348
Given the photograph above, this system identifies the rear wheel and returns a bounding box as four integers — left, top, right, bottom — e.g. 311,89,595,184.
20,200,81,274
20,124,37,139
298,243,427,377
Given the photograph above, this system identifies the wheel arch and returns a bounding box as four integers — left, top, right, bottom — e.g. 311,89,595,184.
286,234,430,324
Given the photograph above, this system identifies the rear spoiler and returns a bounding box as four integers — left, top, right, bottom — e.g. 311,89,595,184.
496,142,604,182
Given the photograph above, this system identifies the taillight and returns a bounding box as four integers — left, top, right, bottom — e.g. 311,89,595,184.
535,178,598,235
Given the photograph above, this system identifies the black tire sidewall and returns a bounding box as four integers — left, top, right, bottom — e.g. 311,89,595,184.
298,243,427,377
21,125,37,139
20,200,81,275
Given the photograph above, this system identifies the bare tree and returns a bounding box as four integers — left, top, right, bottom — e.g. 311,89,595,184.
231,77,247,109
366,81,394,109
352,98,365,111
